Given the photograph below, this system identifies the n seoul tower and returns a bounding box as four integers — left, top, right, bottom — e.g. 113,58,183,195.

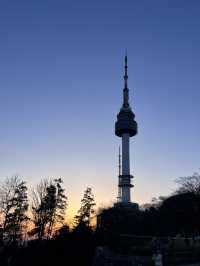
115,54,138,205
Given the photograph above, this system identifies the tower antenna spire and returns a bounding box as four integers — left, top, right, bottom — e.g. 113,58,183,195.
123,50,129,108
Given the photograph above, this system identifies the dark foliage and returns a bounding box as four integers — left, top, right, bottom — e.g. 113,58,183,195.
98,192,200,237
0,229,97,266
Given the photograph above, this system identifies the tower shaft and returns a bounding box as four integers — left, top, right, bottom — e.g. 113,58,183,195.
121,133,130,202
122,133,130,175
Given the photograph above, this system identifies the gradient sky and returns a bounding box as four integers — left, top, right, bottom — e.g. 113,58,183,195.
1,0,200,219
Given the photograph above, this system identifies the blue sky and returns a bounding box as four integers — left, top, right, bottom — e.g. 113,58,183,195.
0,0,200,217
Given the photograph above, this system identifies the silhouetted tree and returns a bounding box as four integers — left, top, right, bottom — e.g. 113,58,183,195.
31,178,67,239
46,178,68,238
175,171,200,195
0,176,29,244
74,187,96,228
141,196,166,210
31,179,49,239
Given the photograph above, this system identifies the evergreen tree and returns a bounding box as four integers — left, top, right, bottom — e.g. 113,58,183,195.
46,178,68,238
31,178,67,239
31,179,49,239
0,176,29,244
74,187,96,228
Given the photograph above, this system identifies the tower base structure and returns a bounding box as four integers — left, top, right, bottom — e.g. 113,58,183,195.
97,201,140,233
113,201,139,210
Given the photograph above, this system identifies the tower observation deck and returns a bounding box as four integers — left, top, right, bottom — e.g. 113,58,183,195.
115,55,138,204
